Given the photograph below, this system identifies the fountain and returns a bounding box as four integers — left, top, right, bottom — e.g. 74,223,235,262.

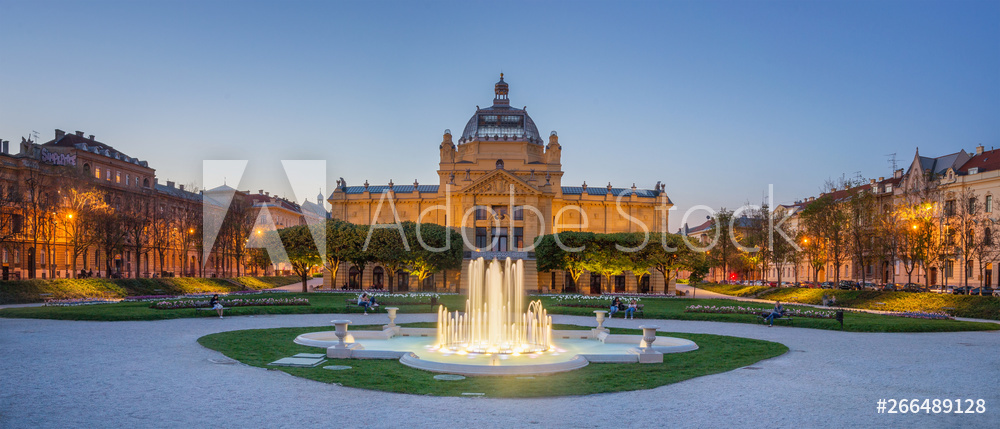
436,258,553,354
293,256,698,376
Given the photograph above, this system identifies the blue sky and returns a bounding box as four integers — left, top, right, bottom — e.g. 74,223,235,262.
1,0,997,231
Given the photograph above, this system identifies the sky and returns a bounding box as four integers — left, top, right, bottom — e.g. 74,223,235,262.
1,0,998,232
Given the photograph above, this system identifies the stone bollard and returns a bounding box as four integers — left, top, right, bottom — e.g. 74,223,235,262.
327,319,361,358
594,310,607,330
639,325,659,351
386,307,399,327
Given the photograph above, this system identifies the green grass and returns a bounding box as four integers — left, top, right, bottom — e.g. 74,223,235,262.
698,284,1000,321
0,276,300,305
2,292,996,332
196,323,788,397
699,283,773,297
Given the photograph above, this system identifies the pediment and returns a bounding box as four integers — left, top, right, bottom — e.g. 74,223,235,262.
461,169,540,195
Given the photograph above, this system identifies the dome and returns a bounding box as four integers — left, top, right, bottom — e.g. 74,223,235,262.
459,74,543,145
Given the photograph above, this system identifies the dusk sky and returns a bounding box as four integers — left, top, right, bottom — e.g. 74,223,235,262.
1,0,997,231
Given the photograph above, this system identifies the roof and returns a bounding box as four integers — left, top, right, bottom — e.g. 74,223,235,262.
916,150,969,176
958,148,1000,174
43,132,150,168
560,186,661,198
459,76,543,145
154,183,201,201
341,185,440,195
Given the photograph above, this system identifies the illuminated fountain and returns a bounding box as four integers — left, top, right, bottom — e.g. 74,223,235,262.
436,257,553,354
293,256,698,376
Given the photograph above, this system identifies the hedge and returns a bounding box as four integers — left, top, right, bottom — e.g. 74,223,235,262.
0,277,280,305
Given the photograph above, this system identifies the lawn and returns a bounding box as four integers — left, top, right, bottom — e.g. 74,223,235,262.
697,284,1000,321
2,292,997,332
0,276,301,305
196,322,788,398
698,283,773,297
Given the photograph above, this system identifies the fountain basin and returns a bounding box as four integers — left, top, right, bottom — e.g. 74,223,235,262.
294,327,698,376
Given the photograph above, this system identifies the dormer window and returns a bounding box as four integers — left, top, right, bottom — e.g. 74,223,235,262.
969,167,979,175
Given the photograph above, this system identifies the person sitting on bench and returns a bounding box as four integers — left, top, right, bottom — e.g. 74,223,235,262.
609,297,621,318
625,299,638,319
358,293,373,315
765,301,784,327
210,294,224,319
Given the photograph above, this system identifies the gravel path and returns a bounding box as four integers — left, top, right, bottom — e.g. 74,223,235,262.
2,313,998,429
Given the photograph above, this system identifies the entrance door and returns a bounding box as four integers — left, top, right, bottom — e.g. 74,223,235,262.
397,272,409,292
27,247,35,279
590,275,601,295
639,274,650,293
2,266,7,281
564,272,576,293
986,264,993,287
614,275,626,293
930,267,938,286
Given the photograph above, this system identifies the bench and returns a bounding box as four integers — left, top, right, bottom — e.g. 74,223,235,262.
196,307,228,317
344,299,383,313
755,313,793,326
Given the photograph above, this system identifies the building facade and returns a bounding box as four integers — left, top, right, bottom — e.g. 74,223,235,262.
326,75,674,293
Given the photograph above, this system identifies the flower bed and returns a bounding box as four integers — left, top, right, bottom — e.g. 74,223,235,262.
44,298,123,307
150,297,309,310
895,311,953,320
684,304,836,319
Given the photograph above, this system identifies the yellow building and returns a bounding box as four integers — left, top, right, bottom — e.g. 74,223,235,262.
326,75,673,294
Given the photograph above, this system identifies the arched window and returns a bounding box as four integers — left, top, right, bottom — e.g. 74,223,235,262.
348,266,361,288
83,163,91,175
496,159,504,169
143,178,149,188
986,228,993,246
372,266,385,289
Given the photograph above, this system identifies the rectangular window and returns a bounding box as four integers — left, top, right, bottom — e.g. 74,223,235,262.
95,168,100,179
12,215,23,234
116,172,121,184
966,261,974,278
969,198,976,214
987,195,993,213
475,227,487,249
106,169,111,181
885,184,892,193
475,206,487,221
945,200,955,216
492,227,508,252
513,206,523,220
514,227,524,250
492,205,508,219
946,260,954,278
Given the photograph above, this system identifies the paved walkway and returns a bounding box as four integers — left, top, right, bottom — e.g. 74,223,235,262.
2,313,997,428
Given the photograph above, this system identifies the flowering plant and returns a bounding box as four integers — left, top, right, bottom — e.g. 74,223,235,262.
150,297,309,309
684,304,836,319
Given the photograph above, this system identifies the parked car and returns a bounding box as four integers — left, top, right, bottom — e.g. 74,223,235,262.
821,282,835,289
861,282,878,290
881,283,898,292
951,286,973,295
929,285,954,294
838,281,860,290
903,283,928,293
968,287,995,296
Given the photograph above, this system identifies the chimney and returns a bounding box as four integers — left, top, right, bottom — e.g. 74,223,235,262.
179,185,185,191
55,129,65,139
830,187,836,193
265,191,269,196
976,145,985,155
894,169,903,179
2,140,7,154
879,177,884,182
154,178,159,186
75,131,84,137
870,179,876,185
88,134,95,140
167,181,175,188
258,189,264,194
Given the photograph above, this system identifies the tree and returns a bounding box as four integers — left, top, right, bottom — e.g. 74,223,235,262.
581,234,632,294
535,231,597,289
59,186,107,277
711,208,735,282
367,226,408,292
400,222,462,288
323,219,356,288
843,180,877,284
801,192,848,283
276,225,321,292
